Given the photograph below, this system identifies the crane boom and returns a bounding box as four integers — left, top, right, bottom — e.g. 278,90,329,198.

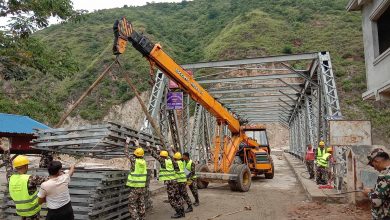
113,17,271,174
114,19,240,134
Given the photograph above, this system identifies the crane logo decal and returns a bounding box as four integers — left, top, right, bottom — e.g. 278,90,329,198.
176,68,203,95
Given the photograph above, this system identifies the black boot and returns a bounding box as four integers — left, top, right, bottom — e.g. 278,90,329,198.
193,199,199,206
171,210,185,219
171,213,182,219
185,205,193,213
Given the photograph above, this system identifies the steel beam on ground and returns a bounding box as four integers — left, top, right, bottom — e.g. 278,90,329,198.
182,53,318,69
209,86,300,94
197,73,301,84
219,95,298,102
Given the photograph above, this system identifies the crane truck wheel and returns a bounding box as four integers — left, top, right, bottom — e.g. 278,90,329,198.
195,164,210,189
264,161,274,179
229,164,251,192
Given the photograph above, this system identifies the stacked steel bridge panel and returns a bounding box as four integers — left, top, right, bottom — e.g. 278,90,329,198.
2,169,152,220
32,122,162,158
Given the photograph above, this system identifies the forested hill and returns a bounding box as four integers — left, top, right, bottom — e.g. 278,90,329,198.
0,0,389,144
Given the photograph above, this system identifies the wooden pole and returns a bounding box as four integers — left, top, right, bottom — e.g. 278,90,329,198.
123,73,168,149
55,61,116,128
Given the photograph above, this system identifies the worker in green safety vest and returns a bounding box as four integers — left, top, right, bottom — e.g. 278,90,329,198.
183,152,199,206
8,155,48,220
315,141,326,184
173,152,193,213
148,143,185,218
124,137,148,220
316,147,333,185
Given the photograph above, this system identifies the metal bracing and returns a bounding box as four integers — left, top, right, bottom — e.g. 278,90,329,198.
197,73,301,84
219,95,299,102
209,86,301,94
226,101,294,107
143,52,344,190
141,70,167,134
189,103,203,161
182,53,318,69
318,52,342,119
181,93,191,149
168,110,182,151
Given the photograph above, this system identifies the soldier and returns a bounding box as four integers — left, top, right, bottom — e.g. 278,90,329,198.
147,144,185,218
315,141,326,184
124,138,148,220
305,144,315,179
173,152,193,213
1,137,13,181
363,148,390,220
316,147,333,185
8,155,48,220
182,152,199,206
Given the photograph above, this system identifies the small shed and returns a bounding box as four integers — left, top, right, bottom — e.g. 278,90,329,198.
0,113,50,154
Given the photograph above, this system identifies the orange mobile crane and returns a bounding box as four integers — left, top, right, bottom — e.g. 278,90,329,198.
113,17,274,191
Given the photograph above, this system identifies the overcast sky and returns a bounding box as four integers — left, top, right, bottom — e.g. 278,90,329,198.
1,0,185,27
72,0,184,11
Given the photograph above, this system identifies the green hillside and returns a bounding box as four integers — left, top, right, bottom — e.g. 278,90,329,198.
0,0,389,144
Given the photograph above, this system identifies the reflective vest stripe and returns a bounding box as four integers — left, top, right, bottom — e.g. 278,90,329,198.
130,174,148,177
127,180,147,183
176,161,187,183
126,158,147,188
13,194,38,204
317,153,331,168
16,203,40,213
9,174,41,217
159,159,176,181
185,160,197,179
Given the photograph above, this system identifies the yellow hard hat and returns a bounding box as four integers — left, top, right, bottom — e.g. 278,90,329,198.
160,150,168,157
174,152,182,160
134,147,144,157
327,147,333,153
319,141,325,146
13,155,29,168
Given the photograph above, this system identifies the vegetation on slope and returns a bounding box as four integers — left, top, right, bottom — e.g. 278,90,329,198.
0,0,388,144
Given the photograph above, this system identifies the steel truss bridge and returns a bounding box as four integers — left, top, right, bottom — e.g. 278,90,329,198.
141,52,345,190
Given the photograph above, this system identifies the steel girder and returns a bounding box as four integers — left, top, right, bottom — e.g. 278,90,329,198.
219,95,299,102
141,70,167,134
197,73,301,84
182,53,318,69
209,86,301,94
145,52,343,190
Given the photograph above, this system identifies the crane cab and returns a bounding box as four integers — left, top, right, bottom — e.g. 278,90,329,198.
239,125,274,179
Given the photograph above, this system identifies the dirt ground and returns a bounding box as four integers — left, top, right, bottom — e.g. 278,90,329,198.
146,156,371,220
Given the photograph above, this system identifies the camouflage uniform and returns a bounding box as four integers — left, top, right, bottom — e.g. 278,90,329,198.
368,166,390,220
185,161,199,204
125,144,146,220
315,147,327,185
316,166,328,184
367,148,390,220
305,160,315,179
178,181,192,207
1,148,13,182
150,148,184,216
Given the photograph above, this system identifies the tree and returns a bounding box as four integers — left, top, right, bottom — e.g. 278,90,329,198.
0,0,84,38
